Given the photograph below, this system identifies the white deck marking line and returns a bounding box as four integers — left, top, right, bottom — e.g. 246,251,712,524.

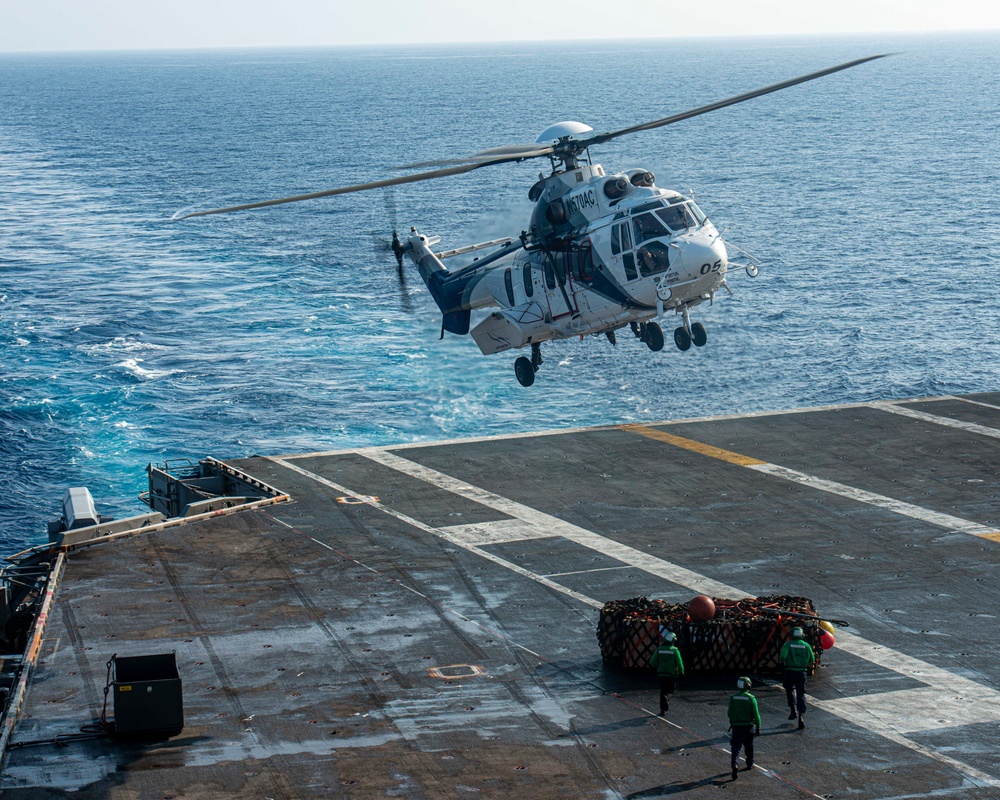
809,693,1000,788
437,519,556,547
624,424,1000,541
748,463,1000,539
348,449,1000,788
542,566,635,578
949,395,1000,412
873,399,1000,440
812,684,1000,734
271,457,601,611
356,450,741,597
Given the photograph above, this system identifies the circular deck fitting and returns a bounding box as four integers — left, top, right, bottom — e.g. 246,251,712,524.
427,664,486,681
336,495,379,505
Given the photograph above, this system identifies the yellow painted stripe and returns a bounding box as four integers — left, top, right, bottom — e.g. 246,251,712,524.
976,531,1000,542
621,424,767,467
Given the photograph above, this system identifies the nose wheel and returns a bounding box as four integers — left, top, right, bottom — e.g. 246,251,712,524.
674,326,692,351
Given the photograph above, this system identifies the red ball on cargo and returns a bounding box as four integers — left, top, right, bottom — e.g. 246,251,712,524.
687,595,716,622
820,630,835,650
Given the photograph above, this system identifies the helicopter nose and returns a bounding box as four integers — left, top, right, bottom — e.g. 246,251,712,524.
679,236,728,276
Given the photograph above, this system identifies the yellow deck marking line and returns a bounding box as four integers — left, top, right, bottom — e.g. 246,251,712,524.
305,449,1000,789
621,423,766,466
623,424,1000,541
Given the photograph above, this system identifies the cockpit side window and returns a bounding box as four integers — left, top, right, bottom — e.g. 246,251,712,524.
636,241,671,277
623,251,637,281
632,213,668,244
611,224,621,256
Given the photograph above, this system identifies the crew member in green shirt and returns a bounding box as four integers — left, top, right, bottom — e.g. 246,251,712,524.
727,676,760,780
780,626,816,729
649,629,684,715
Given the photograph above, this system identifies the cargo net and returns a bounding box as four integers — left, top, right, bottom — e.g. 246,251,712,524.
597,595,823,675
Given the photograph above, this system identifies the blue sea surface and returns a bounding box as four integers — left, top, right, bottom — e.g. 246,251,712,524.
2,33,998,551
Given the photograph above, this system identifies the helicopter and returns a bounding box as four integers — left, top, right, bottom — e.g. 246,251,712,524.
176,54,887,387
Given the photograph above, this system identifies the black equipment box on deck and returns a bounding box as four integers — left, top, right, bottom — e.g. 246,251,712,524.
112,652,184,739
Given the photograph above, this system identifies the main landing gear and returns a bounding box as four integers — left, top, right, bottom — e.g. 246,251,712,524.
514,311,706,385
514,342,544,387
630,321,664,352
673,307,707,352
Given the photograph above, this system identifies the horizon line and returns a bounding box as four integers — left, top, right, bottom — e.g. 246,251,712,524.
1,27,997,57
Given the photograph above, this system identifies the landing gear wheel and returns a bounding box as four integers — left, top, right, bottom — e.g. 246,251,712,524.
691,322,707,347
644,322,664,352
514,356,535,387
674,326,692,351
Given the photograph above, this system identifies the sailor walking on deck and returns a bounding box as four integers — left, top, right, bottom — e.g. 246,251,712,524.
727,676,760,780
649,629,684,715
780,626,816,729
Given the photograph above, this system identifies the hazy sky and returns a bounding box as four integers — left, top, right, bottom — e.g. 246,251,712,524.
2,0,998,52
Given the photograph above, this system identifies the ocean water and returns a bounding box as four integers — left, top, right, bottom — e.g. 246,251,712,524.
2,33,998,552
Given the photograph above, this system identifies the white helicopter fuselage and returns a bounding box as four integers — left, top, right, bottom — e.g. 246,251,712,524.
407,162,732,356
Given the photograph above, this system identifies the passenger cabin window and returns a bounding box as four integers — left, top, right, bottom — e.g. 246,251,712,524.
504,268,515,305
544,259,556,290
571,242,594,282
522,265,533,297
632,213,668,244
551,252,568,286
636,241,671,276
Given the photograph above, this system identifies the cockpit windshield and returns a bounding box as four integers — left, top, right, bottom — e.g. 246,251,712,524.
632,213,669,245
656,203,700,232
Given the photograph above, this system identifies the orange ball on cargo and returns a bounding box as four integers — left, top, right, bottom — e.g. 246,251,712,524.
687,595,716,622
820,630,835,650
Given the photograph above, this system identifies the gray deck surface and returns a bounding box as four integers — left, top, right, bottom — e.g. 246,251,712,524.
3,394,1000,799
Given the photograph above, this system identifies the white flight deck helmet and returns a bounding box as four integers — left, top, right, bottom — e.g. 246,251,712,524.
737,676,752,690
792,627,805,639
662,630,676,643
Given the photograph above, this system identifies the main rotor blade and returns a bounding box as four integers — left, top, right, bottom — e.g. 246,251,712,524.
173,156,523,221
578,54,891,150
400,143,555,169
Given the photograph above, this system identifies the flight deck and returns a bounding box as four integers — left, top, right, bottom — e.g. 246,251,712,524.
3,393,1000,799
